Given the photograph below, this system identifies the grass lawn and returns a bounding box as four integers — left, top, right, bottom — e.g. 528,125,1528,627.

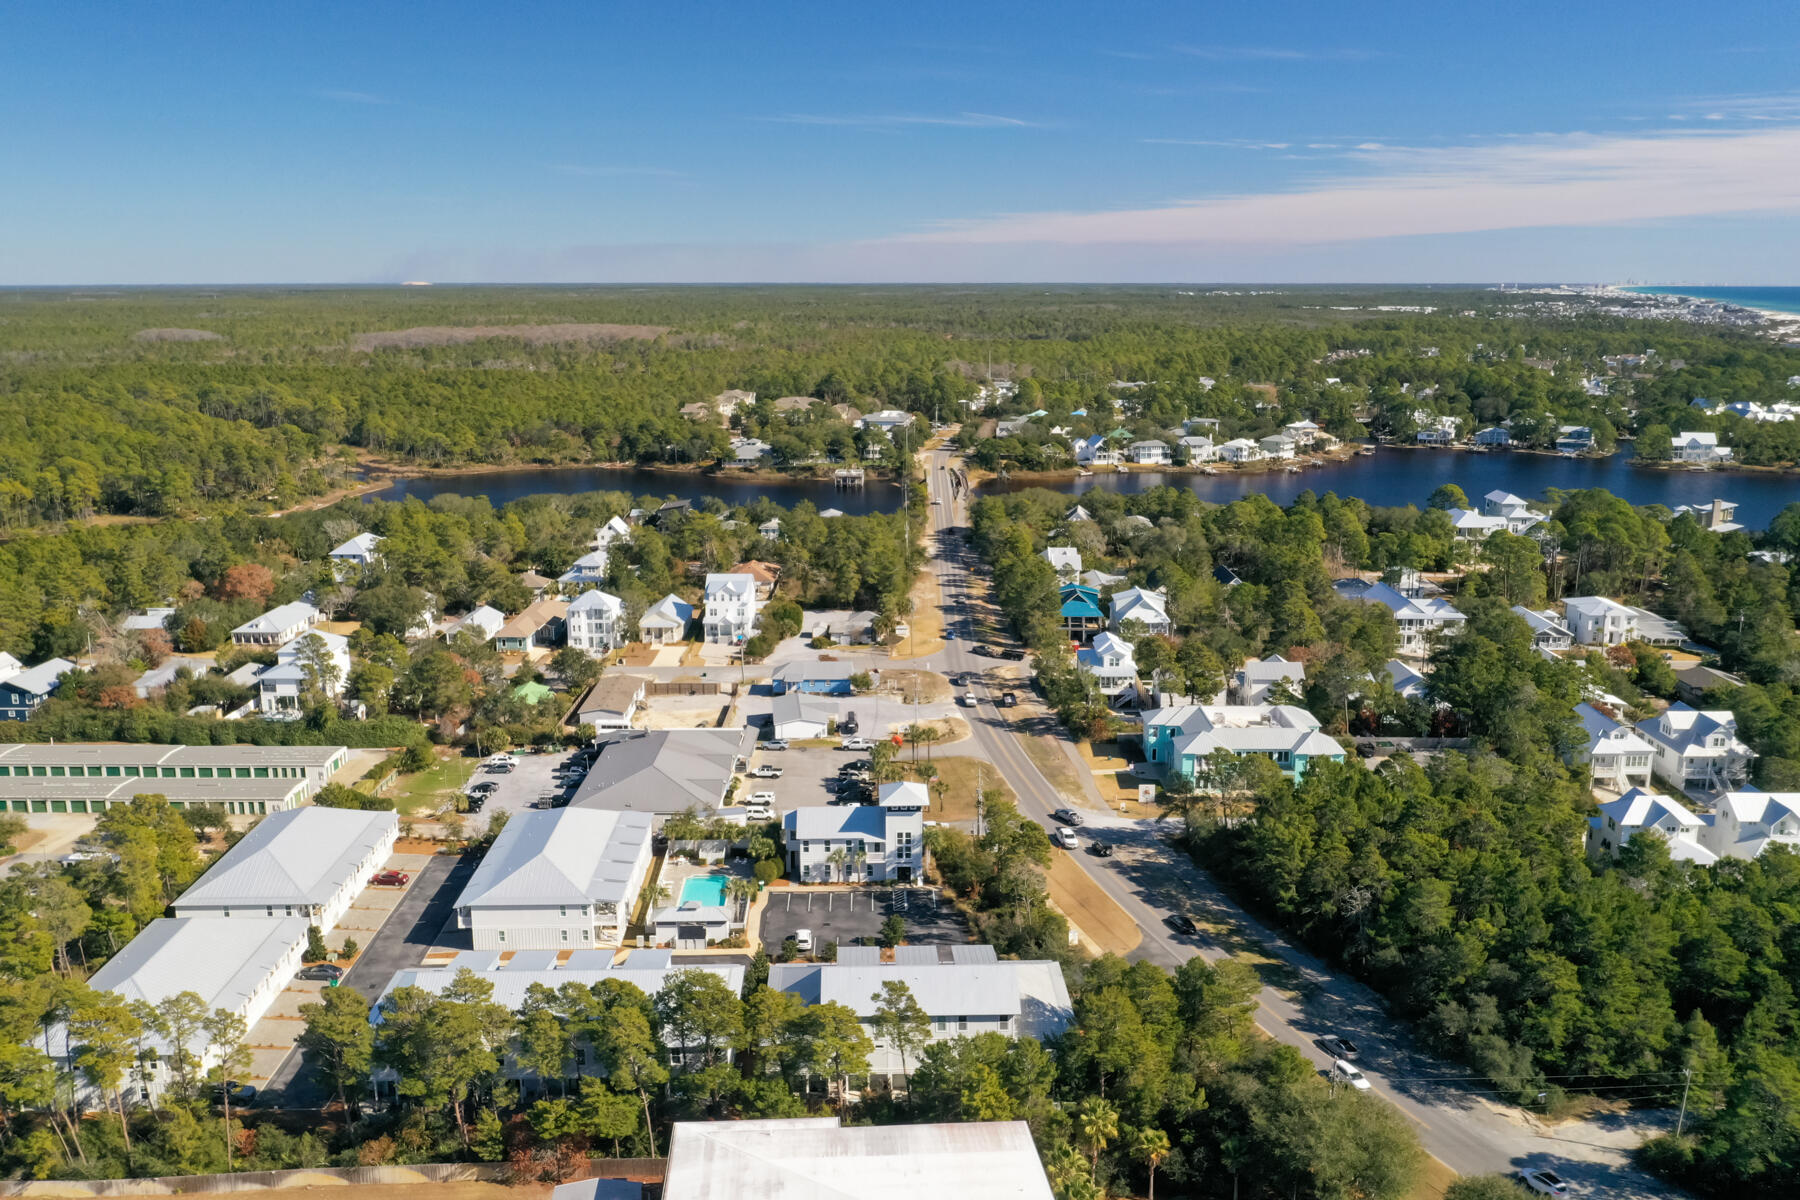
386,753,477,816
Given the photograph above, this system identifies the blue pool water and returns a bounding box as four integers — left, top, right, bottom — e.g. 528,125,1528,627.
679,875,729,907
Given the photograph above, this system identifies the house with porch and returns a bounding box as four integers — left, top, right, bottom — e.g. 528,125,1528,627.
494,597,569,654
230,601,320,647
703,574,761,644
1073,435,1118,466
1076,632,1137,695
0,657,75,722
1333,580,1465,655
638,594,694,644
1511,606,1574,651
1138,703,1346,783
1058,584,1106,643
566,589,626,656
328,532,383,576
1216,438,1263,464
1575,702,1655,792
1482,490,1544,532
1586,788,1713,864
1259,434,1297,460
1043,546,1082,580
783,781,926,884
1128,439,1172,465
1636,704,1754,794
1671,431,1733,465
558,550,610,590
1109,586,1171,636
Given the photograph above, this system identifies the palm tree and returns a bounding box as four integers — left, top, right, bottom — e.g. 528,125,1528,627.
1129,1127,1171,1200
1075,1096,1119,1184
826,846,848,883
850,845,868,882
1218,1133,1249,1200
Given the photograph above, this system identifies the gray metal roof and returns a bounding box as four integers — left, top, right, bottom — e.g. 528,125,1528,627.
770,693,836,726
231,601,319,637
836,946,882,965
0,743,346,769
572,728,754,814
949,944,998,964
89,916,309,1015
772,659,859,683
499,950,560,971
377,962,744,1014
662,1118,1053,1200
0,776,311,805
784,805,889,840
455,808,654,909
174,808,397,909
767,961,1067,1021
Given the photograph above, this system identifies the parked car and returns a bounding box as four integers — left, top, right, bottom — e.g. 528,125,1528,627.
1320,1034,1360,1060
369,870,410,887
747,791,777,806
1090,841,1114,857
1332,1060,1371,1091
486,761,516,774
1516,1169,1568,1197
1054,826,1079,850
999,692,1018,707
1165,913,1199,936
213,1081,258,1105
1053,807,1084,826
487,753,517,766
840,737,874,751
465,796,485,813
840,711,860,734
468,781,498,796
762,739,790,751
749,765,784,779
296,963,344,983
999,648,1027,661
970,644,994,657
793,928,815,953
743,802,774,821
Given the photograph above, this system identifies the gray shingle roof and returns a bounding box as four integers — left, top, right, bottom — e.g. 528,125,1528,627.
573,728,754,814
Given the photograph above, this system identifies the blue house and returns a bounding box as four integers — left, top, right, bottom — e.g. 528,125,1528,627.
1059,584,1105,643
1472,426,1511,447
1138,702,1346,783
0,658,76,723
770,660,858,695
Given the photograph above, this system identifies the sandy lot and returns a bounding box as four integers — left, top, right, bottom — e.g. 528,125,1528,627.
351,323,668,350
1045,854,1142,957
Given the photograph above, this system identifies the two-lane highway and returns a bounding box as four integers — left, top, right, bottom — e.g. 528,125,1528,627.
913,443,1675,1196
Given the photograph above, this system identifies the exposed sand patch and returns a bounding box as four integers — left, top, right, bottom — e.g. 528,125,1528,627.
133,328,224,342
351,323,669,350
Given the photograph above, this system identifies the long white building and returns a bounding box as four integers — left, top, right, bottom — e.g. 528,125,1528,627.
454,807,655,947
171,807,398,930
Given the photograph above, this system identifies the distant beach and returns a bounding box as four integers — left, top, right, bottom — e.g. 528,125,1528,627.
1622,285,1800,326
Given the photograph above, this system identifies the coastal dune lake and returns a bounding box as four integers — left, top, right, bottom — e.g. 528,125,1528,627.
365,450,1800,528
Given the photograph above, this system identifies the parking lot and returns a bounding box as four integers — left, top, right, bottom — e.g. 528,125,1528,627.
758,885,964,951
460,748,586,818
741,743,856,813
738,686,957,738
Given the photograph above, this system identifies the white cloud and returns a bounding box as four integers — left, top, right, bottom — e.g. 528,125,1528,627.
881,127,1800,248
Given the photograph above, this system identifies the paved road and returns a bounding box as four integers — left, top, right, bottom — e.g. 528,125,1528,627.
261,853,473,1107
916,443,1675,1196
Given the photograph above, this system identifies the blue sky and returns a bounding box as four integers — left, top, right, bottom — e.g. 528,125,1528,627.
4,1,1800,284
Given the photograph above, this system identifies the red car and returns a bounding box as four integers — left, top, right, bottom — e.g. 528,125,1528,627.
369,870,410,887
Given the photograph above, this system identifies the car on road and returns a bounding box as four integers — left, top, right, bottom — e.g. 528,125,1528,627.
1516,1170,1567,1197
748,765,783,779
1320,1035,1360,1060
1333,1060,1372,1091
970,644,993,657
1090,841,1114,857
369,870,410,887
296,963,344,983
961,691,977,706
944,629,957,639
840,737,874,751
1165,913,1199,936
1052,807,1084,826
1053,826,1079,850
793,928,814,953
762,739,789,751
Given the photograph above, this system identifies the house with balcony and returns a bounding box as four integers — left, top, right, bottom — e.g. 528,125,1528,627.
1177,436,1216,462
1333,580,1465,655
1233,655,1306,705
230,601,321,647
1562,597,1685,646
1138,703,1346,783
1482,490,1544,532
1283,419,1322,446
593,515,632,549
1073,435,1118,466
1128,439,1172,465
1415,416,1459,445
328,532,383,576
1216,438,1263,464
254,630,350,715
1058,584,1106,643
1444,508,1508,542
494,597,569,654
1671,431,1733,465
1636,704,1754,794
1259,434,1297,460
1109,586,1172,637
1702,792,1800,860
1511,606,1574,651
784,781,926,884
1076,632,1137,695
1042,547,1082,581
1670,499,1742,532
1575,702,1655,792
1555,425,1595,454
702,573,761,644
558,550,610,591
566,589,626,656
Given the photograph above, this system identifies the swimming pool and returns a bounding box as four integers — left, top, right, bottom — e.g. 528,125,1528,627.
678,875,729,907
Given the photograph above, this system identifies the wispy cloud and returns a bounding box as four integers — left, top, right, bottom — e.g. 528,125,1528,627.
318,89,390,105
1142,138,1292,150
881,127,1800,248
1662,91,1800,122
756,111,1037,129
551,164,684,178
1172,45,1376,62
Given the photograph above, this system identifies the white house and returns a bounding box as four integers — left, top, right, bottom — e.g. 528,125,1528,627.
1703,792,1800,860
1042,546,1082,580
769,693,835,741
122,606,177,634
1076,631,1137,695
1561,597,1685,646
862,410,915,435
1177,435,1216,462
1482,491,1544,533
1283,419,1322,445
53,917,309,1107
729,437,774,465
702,574,761,644
1416,416,1459,445
1635,704,1754,793
638,593,694,644
447,605,506,644
758,517,782,541
1216,438,1263,464
1109,586,1172,636
1575,703,1656,792
714,389,755,416
1234,654,1307,705
566,589,626,656
593,515,632,549
328,533,383,575
1586,788,1713,863
171,807,399,930
254,630,351,716
1128,439,1172,465
1671,431,1733,465
1384,659,1428,700
1444,508,1509,542
1511,605,1574,651
1334,580,1466,655
558,549,610,590
574,675,647,730
1671,499,1742,533
766,956,1073,1084
783,781,926,884
230,601,320,647
455,808,656,948
1074,435,1119,466
1258,434,1297,460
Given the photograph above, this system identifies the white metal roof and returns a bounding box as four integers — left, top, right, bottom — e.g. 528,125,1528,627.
231,601,319,637
377,962,744,1014
662,1118,1053,1200
89,917,309,1014
455,807,654,908
767,960,1072,1034
173,807,397,910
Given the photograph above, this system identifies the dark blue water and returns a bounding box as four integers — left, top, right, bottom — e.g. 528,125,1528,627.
995,448,1800,528
1627,285,1800,316
363,465,901,515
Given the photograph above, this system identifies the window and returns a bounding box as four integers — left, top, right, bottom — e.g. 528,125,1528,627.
581,929,590,941
498,930,506,943
561,929,569,942
560,906,567,917
958,1016,968,1031
266,906,275,917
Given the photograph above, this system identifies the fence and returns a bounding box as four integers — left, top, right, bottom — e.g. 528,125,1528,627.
0,1159,667,1198
644,680,721,697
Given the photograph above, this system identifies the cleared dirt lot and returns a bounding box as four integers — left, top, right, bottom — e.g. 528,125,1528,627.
1045,853,1143,957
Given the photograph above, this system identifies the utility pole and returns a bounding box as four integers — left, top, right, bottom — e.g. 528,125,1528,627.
1676,1067,1693,1137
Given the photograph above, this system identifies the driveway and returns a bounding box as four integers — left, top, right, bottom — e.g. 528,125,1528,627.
757,886,963,952
260,852,472,1108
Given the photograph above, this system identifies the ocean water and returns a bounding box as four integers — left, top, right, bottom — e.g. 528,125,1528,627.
1627,285,1800,316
